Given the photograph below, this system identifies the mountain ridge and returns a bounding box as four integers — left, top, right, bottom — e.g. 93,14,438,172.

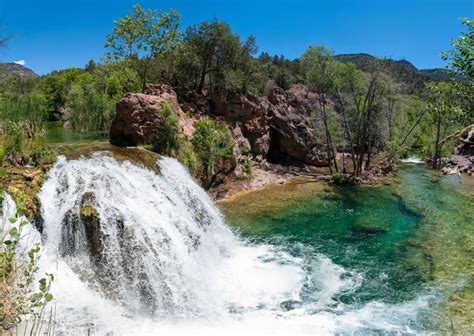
0,62,39,80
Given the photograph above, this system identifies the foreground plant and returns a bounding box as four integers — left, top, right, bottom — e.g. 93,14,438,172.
0,191,55,335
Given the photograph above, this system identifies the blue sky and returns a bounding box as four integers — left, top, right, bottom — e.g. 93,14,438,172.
0,0,472,75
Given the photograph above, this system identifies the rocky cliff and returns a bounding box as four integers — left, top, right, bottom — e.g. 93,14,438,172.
110,84,328,185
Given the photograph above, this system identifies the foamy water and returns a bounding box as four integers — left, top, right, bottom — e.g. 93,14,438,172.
2,152,433,335
401,156,425,164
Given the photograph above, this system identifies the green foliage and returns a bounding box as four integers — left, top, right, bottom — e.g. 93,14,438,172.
192,117,234,186
66,81,114,132
1,121,30,166
30,145,56,166
105,4,180,90
330,172,355,185
176,140,198,174
173,19,262,94
0,192,54,333
257,53,303,91
64,61,140,132
424,81,464,167
151,102,181,154
0,94,48,138
38,68,83,118
440,18,473,80
238,158,253,179
440,18,473,123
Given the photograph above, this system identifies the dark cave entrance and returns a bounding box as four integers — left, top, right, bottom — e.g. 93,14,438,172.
266,128,290,164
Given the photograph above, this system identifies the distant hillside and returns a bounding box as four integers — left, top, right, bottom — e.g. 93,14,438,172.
0,62,39,80
334,53,458,94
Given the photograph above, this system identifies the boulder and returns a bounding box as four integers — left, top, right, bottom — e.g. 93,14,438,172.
110,84,189,146
80,192,102,257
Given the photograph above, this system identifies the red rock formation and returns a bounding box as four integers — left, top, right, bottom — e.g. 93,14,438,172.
110,83,329,168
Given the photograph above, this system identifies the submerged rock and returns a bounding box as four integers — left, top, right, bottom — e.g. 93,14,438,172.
351,217,389,234
59,192,103,258
80,193,102,257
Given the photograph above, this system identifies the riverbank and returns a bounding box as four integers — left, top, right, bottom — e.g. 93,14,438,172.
213,154,397,202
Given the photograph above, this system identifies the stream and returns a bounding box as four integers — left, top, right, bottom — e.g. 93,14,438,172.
2,153,472,335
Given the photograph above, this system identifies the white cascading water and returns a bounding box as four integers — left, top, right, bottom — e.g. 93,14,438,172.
3,151,430,335
401,156,425,164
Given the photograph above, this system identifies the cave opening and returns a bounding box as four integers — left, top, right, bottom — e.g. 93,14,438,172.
266,128,290,164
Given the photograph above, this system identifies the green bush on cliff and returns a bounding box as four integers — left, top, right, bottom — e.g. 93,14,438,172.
192,116,234,186
176,141,198,174
151,102,181,155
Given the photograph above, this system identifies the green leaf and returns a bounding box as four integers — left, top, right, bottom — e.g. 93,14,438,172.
45,293,53,301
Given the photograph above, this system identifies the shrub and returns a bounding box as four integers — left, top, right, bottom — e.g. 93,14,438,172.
2,121,28,166
151,103,181,154
192,116,234,186
237,157,253,179
176,141,198,174
0,94,48,138
30,145,57,166
0,191,54,334
331,172,355,185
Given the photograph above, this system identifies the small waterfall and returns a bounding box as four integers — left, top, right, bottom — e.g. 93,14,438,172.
29,151,431,334
401,156,425,164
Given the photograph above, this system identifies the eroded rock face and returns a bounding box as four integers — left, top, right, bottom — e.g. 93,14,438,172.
109,83,329,180
267,87,327,166
209,91,270,157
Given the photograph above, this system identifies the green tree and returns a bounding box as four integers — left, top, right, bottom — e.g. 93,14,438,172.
301,46,359,173
425,82,463,167
441,18,473,79
38,68,83,119
105,4,180,92
179,19,260,93
440,17,473,124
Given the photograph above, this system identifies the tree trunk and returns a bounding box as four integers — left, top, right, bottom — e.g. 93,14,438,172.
321,99,338,173
330,77,357,175
434,109,442,168
141,57,151,93
197,57,210,94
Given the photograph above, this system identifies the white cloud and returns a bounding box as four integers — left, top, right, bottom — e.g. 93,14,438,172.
13,60,26,66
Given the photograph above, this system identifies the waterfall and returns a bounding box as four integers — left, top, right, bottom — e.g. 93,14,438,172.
401,156,425,164
27,151,430,335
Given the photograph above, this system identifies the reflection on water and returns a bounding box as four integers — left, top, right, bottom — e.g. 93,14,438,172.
46,122,108,144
